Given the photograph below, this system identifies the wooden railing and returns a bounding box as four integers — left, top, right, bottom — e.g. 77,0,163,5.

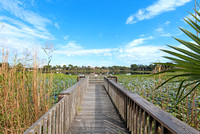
89,75,104,80
24,77,89,134
104,77,199,134
107,75,118,82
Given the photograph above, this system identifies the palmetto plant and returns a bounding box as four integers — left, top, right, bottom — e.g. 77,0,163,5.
155,3,200,105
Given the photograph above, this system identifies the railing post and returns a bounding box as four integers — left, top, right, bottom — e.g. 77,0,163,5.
37,123,42,134
52,110,55,134
43,117,47,134
47,112,51,134
124,96,127,124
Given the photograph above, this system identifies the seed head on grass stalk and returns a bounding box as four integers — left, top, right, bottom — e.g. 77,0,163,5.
154,2,200,106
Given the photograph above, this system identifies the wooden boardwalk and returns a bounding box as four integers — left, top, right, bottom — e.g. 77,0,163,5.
24,76,199,134
67,83,129,134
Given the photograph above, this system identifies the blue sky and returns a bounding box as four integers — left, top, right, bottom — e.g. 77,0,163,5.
0,0,197,67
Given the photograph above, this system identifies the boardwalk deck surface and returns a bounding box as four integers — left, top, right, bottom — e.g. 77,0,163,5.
67,83,129,134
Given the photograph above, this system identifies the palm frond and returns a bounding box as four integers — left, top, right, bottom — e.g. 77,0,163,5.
155,5,200,105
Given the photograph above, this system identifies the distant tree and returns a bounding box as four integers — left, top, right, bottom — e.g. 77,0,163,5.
62,65,67,70
130,64,138,71
120,66,130,70
52,66,57,70
68,64,73,69
56,65,61,69
148,64,156,71
42,65,52,71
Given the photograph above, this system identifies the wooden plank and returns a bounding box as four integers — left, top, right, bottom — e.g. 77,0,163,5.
139,107,143,134
154,120,158,134
52,110,55,134
148,115,153,134
69,126,128,133
24,77,90,134
106,78,200,134
37,123,42,134
47,112,51,134
133,102,136,134
43,117,47,134
71,119,126,126
56,105,59,134
130,101,134,133
67,84,129,133
127,98,130,129
143,111,147,134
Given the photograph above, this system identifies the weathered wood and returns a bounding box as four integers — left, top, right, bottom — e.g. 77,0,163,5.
24,77,89,134
24,76,200,134
148,115,153,134
67,83,129,133
131,102,134,134
56,105,59,134
144,111,147,134
47,112,51,134
154,119,158,134
104,77,200,134
43,117,47,134
52,110,55,134
139,107,143,134
37,123,42,134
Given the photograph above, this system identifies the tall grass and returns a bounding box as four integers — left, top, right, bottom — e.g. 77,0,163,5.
117,74,200,130
0,48,53,133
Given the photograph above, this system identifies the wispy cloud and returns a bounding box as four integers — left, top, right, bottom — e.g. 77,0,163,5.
0,16,50,39
117,36,167,64
55,36,167,65
0,0,52,31
55,42,118,57
153,21,182,37
64,35,69,40
126,36,153,48
54,22,60,29
126,0,191,24
0,0,54,55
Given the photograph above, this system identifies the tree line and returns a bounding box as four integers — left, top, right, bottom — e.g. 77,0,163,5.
0,62,158,73
42,64,157,73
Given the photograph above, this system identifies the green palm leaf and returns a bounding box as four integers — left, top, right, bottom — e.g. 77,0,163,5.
155,6,200,105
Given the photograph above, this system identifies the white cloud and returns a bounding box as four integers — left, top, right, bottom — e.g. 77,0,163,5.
117,37,167,64
0,0,54,57
126,0,191,24
54,36,167,65
126,36,153,48
164,21,171,25
155,28,163,32
0,0,52,31
64,35,69,40
153,21,182,37
0,20,50,40
54,22,60,29
55,42,118,57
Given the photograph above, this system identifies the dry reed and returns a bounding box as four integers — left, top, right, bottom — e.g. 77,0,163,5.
0,48,54,133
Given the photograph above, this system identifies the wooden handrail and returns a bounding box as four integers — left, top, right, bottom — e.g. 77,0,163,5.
104,77,199,134
23,77,89,134
107,75,118,82
77,75,85,82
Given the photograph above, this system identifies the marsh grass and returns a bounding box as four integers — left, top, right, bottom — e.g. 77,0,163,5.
0,48,54,133
117,74,200,130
